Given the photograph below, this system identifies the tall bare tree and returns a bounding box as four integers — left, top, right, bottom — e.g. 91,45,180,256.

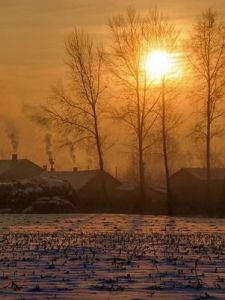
188,9,225,210
109,8,181,212
108,8,160,206
48,29,106,171
146,12,181,214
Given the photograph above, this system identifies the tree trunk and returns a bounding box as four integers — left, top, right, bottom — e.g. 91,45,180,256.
206,82,211,215
138,136,146,211
92,105,109,210
162,76,172,215
206,37,211,215
136,75,146,212
93,105,104,171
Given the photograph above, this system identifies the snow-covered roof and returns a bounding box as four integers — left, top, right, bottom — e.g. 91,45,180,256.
46,170,101,190
175,168,225,181
0,159,43,175
20,176,70,189
151,187,167,193
116,183,167,194
116,182,139,191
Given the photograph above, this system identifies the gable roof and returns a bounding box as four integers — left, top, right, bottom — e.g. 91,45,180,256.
47,170,101,190
174,168,225,181
0,159,43,175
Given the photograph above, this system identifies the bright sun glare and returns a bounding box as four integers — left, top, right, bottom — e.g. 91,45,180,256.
145,50,173,79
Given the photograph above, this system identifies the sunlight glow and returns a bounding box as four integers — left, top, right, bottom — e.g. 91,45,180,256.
145,50,172,79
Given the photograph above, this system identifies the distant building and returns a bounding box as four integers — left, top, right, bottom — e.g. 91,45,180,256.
114,182,139,213
46,169,121,212
115,182,139,196
0,154,44,182
170,168,225,216
149,187,168,214
115,183,168,214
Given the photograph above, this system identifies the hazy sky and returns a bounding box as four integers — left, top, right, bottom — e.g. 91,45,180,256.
0,0,224,168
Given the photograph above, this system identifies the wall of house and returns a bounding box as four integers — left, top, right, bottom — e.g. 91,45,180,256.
113,189,139,213
149,190,168,215
170,171,201,214
170,171,225,216
0,161,43,182
211,181,225,216
76,172,120,213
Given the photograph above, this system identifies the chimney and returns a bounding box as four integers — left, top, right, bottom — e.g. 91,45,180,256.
12,154,18,163
49,158,55,172
73,167,78,172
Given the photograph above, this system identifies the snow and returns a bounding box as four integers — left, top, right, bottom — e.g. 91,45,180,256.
20,176,71,189
0,176,76,213
23,197,76,213
0,214,224,299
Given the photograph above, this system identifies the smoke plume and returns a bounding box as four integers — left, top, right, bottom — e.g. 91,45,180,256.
44,133,53,160
68,142,76,164
4,119,19,153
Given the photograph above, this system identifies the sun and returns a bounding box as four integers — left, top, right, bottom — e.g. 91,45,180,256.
145,50,173,79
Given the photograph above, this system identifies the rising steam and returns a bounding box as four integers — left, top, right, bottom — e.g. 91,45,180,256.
3,119,19,153
68,142,76,164
44,133,53,160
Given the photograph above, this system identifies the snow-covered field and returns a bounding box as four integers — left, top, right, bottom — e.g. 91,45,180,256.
0,214,225,299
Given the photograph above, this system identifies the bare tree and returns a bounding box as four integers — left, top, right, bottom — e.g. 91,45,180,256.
47,29,106,171
108,8,181,212
146,12,181,214
108,8,160,206
188,9,225,210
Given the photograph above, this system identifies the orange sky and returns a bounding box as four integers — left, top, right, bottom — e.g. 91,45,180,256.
0,0,224,169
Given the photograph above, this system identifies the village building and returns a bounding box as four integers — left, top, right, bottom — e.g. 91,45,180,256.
0,154,44,182
170,168,225,216
149,187,168,214
115,183,168,214
46,169,121,212
114,182,139,213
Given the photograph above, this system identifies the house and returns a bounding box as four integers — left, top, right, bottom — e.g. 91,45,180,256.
46,169,121,212
149,187,168,214
114,182,139,213
0,154,44,182
170,168,225,216
115,183,168,214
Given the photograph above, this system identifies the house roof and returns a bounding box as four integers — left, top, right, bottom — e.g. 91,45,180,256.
116,183,167,193
151,187,167,194
0,159,43,175
116,182,139,191
176,168,225,181
46,170,101,190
